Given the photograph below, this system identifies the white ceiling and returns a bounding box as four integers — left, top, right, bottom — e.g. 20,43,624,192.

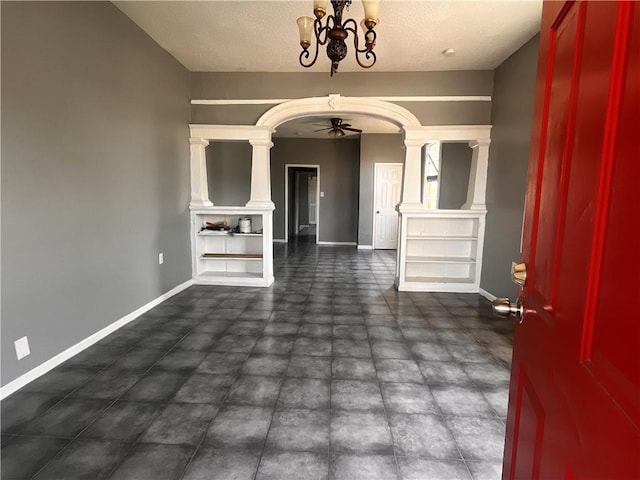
113,0,542,73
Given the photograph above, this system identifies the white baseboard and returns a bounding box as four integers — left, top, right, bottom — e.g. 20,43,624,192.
357,245,373,250
479,287,497,302
316,241,357,246
0,279,193,400
273,239,287,244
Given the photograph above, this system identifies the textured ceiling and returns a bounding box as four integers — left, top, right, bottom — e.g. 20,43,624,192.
113,0,542,73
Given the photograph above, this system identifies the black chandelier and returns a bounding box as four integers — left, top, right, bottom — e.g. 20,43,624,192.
297,0,380,76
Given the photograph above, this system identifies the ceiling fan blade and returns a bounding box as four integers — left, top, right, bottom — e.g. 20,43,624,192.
342,127,363,133
313,127,332,132
341,123,352,128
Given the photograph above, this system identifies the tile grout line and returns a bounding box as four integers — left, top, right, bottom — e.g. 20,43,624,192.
174,306,280,480
25,301,209,480
367,286,403,480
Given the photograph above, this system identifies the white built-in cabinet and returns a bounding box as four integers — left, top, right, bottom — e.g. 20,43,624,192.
396,210,486,292
191,207,274,287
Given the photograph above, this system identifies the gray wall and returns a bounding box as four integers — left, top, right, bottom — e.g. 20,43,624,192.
1,2,191,387
207,142,252,206
190,71,494,126
439,143,473,209
358,134,405,246
192,71,494,98
481,34,540,298
271,138,360,243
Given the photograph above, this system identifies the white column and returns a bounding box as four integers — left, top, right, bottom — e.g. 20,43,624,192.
400,139,424,209
246,139,275,208
462,139,491,210
189,137,213,208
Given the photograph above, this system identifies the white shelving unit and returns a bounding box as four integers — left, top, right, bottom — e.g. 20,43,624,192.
191,206,274,287
396,209,486,292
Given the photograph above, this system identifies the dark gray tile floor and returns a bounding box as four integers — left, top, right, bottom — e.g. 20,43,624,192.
1,245,513,480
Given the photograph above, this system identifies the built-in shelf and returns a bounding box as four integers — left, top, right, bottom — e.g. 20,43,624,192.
201,253,263,260
396,210,486,293
404,276,475,284
197,231,263,237
198,271,263,279
191,207,274,287
405,256,475,264
406,235,476,241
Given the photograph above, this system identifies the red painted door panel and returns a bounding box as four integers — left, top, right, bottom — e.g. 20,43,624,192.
504,1,640,479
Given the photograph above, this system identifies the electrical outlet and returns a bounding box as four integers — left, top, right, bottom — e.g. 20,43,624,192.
159,253,164,265
15,336,30,360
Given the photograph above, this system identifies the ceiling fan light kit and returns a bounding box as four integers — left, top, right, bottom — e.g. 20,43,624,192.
316,117,363,137
297,0,380,76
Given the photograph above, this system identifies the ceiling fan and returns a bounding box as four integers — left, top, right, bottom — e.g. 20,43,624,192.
314,117,363,138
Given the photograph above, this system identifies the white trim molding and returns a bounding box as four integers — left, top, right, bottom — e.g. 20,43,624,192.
257,94,422,129
191,95,491,106
479,288,498,302
0,280,193,400
357,245,374,250
317,241,358,246
189,124,273,142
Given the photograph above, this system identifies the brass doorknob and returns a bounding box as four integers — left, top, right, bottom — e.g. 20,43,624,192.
512,262,527,287
492,297,524,323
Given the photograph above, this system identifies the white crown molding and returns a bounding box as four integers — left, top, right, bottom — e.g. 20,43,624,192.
189,124,273,141
191,95,491,106
0,280,193,400
403,125,492,143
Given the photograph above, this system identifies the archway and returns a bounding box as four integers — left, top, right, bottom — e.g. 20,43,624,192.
188,95,492,291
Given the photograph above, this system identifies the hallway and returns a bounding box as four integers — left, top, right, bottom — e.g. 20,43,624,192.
1,247,513,480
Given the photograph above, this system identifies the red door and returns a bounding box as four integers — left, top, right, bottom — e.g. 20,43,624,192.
503,1,640,478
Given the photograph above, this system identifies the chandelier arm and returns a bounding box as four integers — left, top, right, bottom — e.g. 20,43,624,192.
342,22,368,54
342,18,358,33
345,24,376,68
299,27,322,68
354,49,377,68
316,17,332,45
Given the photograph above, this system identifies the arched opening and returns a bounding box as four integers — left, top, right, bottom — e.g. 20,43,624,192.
188,95,491,292
256,94,422,132
258,95,422,285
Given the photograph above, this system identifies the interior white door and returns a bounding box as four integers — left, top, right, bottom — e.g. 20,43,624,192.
308,176,317,224
374,164,402,249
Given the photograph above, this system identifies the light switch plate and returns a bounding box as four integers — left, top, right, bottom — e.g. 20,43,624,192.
15,336,30,360
320,192,325,198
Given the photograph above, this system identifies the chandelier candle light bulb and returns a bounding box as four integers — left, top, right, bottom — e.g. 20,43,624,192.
297,16,315,49
297,0,381,76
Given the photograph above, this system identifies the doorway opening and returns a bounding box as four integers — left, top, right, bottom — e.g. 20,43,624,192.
373,163,403,249
285,164,320,244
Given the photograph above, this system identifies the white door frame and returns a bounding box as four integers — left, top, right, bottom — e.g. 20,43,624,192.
284,164,320,243
372,162,403,249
